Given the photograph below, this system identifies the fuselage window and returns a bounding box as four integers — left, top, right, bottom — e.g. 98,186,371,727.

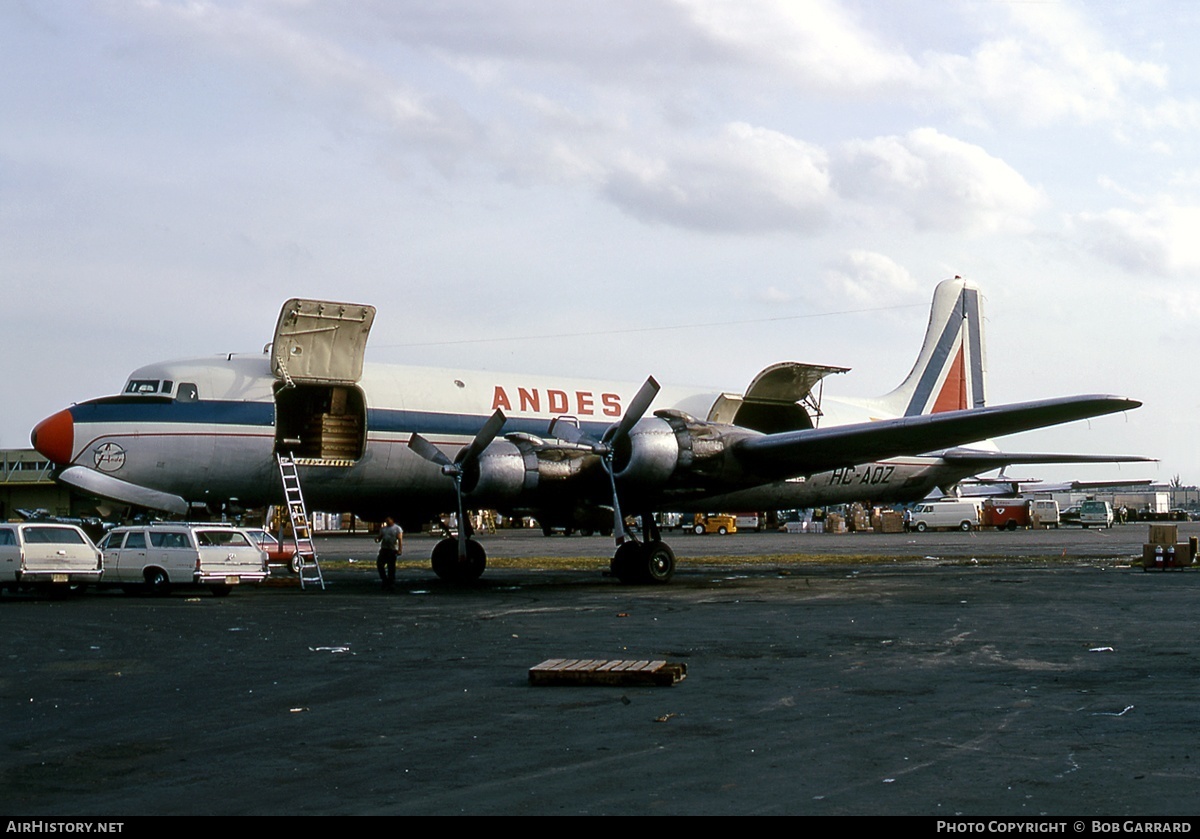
176,383,199,403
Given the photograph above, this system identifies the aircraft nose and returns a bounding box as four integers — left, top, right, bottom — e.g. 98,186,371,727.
31,409,75,465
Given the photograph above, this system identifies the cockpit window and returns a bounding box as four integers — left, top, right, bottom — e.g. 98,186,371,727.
125,380,161,394
176,383,199,402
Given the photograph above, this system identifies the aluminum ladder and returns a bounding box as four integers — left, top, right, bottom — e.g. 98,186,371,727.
277,453,324,590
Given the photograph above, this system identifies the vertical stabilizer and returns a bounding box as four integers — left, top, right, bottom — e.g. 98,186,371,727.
877,278,987,416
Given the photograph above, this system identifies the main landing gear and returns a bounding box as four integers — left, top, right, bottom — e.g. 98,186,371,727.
609,515,675,585
430,536,486,583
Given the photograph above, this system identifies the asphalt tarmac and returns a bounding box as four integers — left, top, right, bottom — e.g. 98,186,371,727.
4,524,1199,816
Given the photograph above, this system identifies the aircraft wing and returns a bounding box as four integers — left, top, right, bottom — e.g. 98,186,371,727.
731,395,1141,481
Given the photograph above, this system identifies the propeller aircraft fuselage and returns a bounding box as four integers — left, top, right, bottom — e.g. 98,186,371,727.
31,281,1147,584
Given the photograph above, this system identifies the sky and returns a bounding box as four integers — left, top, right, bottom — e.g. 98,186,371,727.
2,0,1195,486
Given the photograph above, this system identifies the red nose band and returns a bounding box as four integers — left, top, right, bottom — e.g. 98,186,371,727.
31,409,74,464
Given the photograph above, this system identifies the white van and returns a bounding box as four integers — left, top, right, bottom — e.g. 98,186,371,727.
910,501,980,532
0,522,103,594
1030,499,1060,528
1079,500,1114,529
98,523,268,596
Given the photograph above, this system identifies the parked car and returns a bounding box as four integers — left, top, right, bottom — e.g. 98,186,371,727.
98,523,268,597
0,522,103,595
249,528,300,572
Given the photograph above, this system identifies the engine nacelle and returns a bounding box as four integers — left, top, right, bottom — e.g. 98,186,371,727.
461,440,536,502
613,410,751,486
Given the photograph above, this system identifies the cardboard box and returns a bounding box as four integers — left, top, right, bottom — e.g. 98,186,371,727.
1148,524,1179,546
1142,543,1193,569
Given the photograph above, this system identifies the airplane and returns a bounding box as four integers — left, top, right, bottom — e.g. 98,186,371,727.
30,277,1149,585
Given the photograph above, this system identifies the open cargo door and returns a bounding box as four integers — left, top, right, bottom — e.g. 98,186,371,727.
271,299,376,464
708,362,849,433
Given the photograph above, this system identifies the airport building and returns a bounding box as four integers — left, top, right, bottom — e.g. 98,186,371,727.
0,450,75,520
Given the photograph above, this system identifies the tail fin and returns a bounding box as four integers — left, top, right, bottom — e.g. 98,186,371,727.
877,277,987,416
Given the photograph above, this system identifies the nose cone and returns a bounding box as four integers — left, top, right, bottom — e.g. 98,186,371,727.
31,409,75,465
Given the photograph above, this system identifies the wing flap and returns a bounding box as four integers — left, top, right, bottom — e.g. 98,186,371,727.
732,395,1141,480
941,448,1155,467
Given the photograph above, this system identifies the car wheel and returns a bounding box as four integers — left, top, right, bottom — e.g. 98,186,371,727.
915,522,927,532
145,568,170,596
693,524,705,535
960,521,972,532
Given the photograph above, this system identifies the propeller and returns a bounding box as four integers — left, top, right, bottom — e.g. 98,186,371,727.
408,409,506,558
549,377,660,543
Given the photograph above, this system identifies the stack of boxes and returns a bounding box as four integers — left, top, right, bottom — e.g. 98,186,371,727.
1142,524,1195,570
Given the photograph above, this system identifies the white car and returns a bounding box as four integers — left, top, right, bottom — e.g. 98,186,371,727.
0,522,103,595
98,523,268,597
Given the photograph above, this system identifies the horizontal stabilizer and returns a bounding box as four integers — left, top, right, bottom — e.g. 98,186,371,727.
57,466,190,515
732,395,1141,480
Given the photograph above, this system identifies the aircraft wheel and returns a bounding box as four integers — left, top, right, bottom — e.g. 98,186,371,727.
915,522,927,533
431,537,486,583
644,540,675,584
611,542,646,585
145,568,170,596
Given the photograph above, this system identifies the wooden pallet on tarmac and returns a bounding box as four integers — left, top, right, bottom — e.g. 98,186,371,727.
529,658,687,687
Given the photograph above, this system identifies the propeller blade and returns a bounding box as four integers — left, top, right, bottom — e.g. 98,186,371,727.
457,410,507,467
609,376,660,444
408,433,454,470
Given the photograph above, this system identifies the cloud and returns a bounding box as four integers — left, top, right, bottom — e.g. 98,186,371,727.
1075,200,1200,276
924,2,1171,130
820,251,918,305
601,122,832,232
677,0,922,96
834,128,1045,234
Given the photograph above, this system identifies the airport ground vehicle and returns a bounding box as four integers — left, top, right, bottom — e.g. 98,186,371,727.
910,500,981,532
0,522,103,594
98,523,268,596
734,513,763,531
691,514,737,535
1079,500,1114,529
980,499,1030,530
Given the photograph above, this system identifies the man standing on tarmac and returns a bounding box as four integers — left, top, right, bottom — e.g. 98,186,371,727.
376,516,403,591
